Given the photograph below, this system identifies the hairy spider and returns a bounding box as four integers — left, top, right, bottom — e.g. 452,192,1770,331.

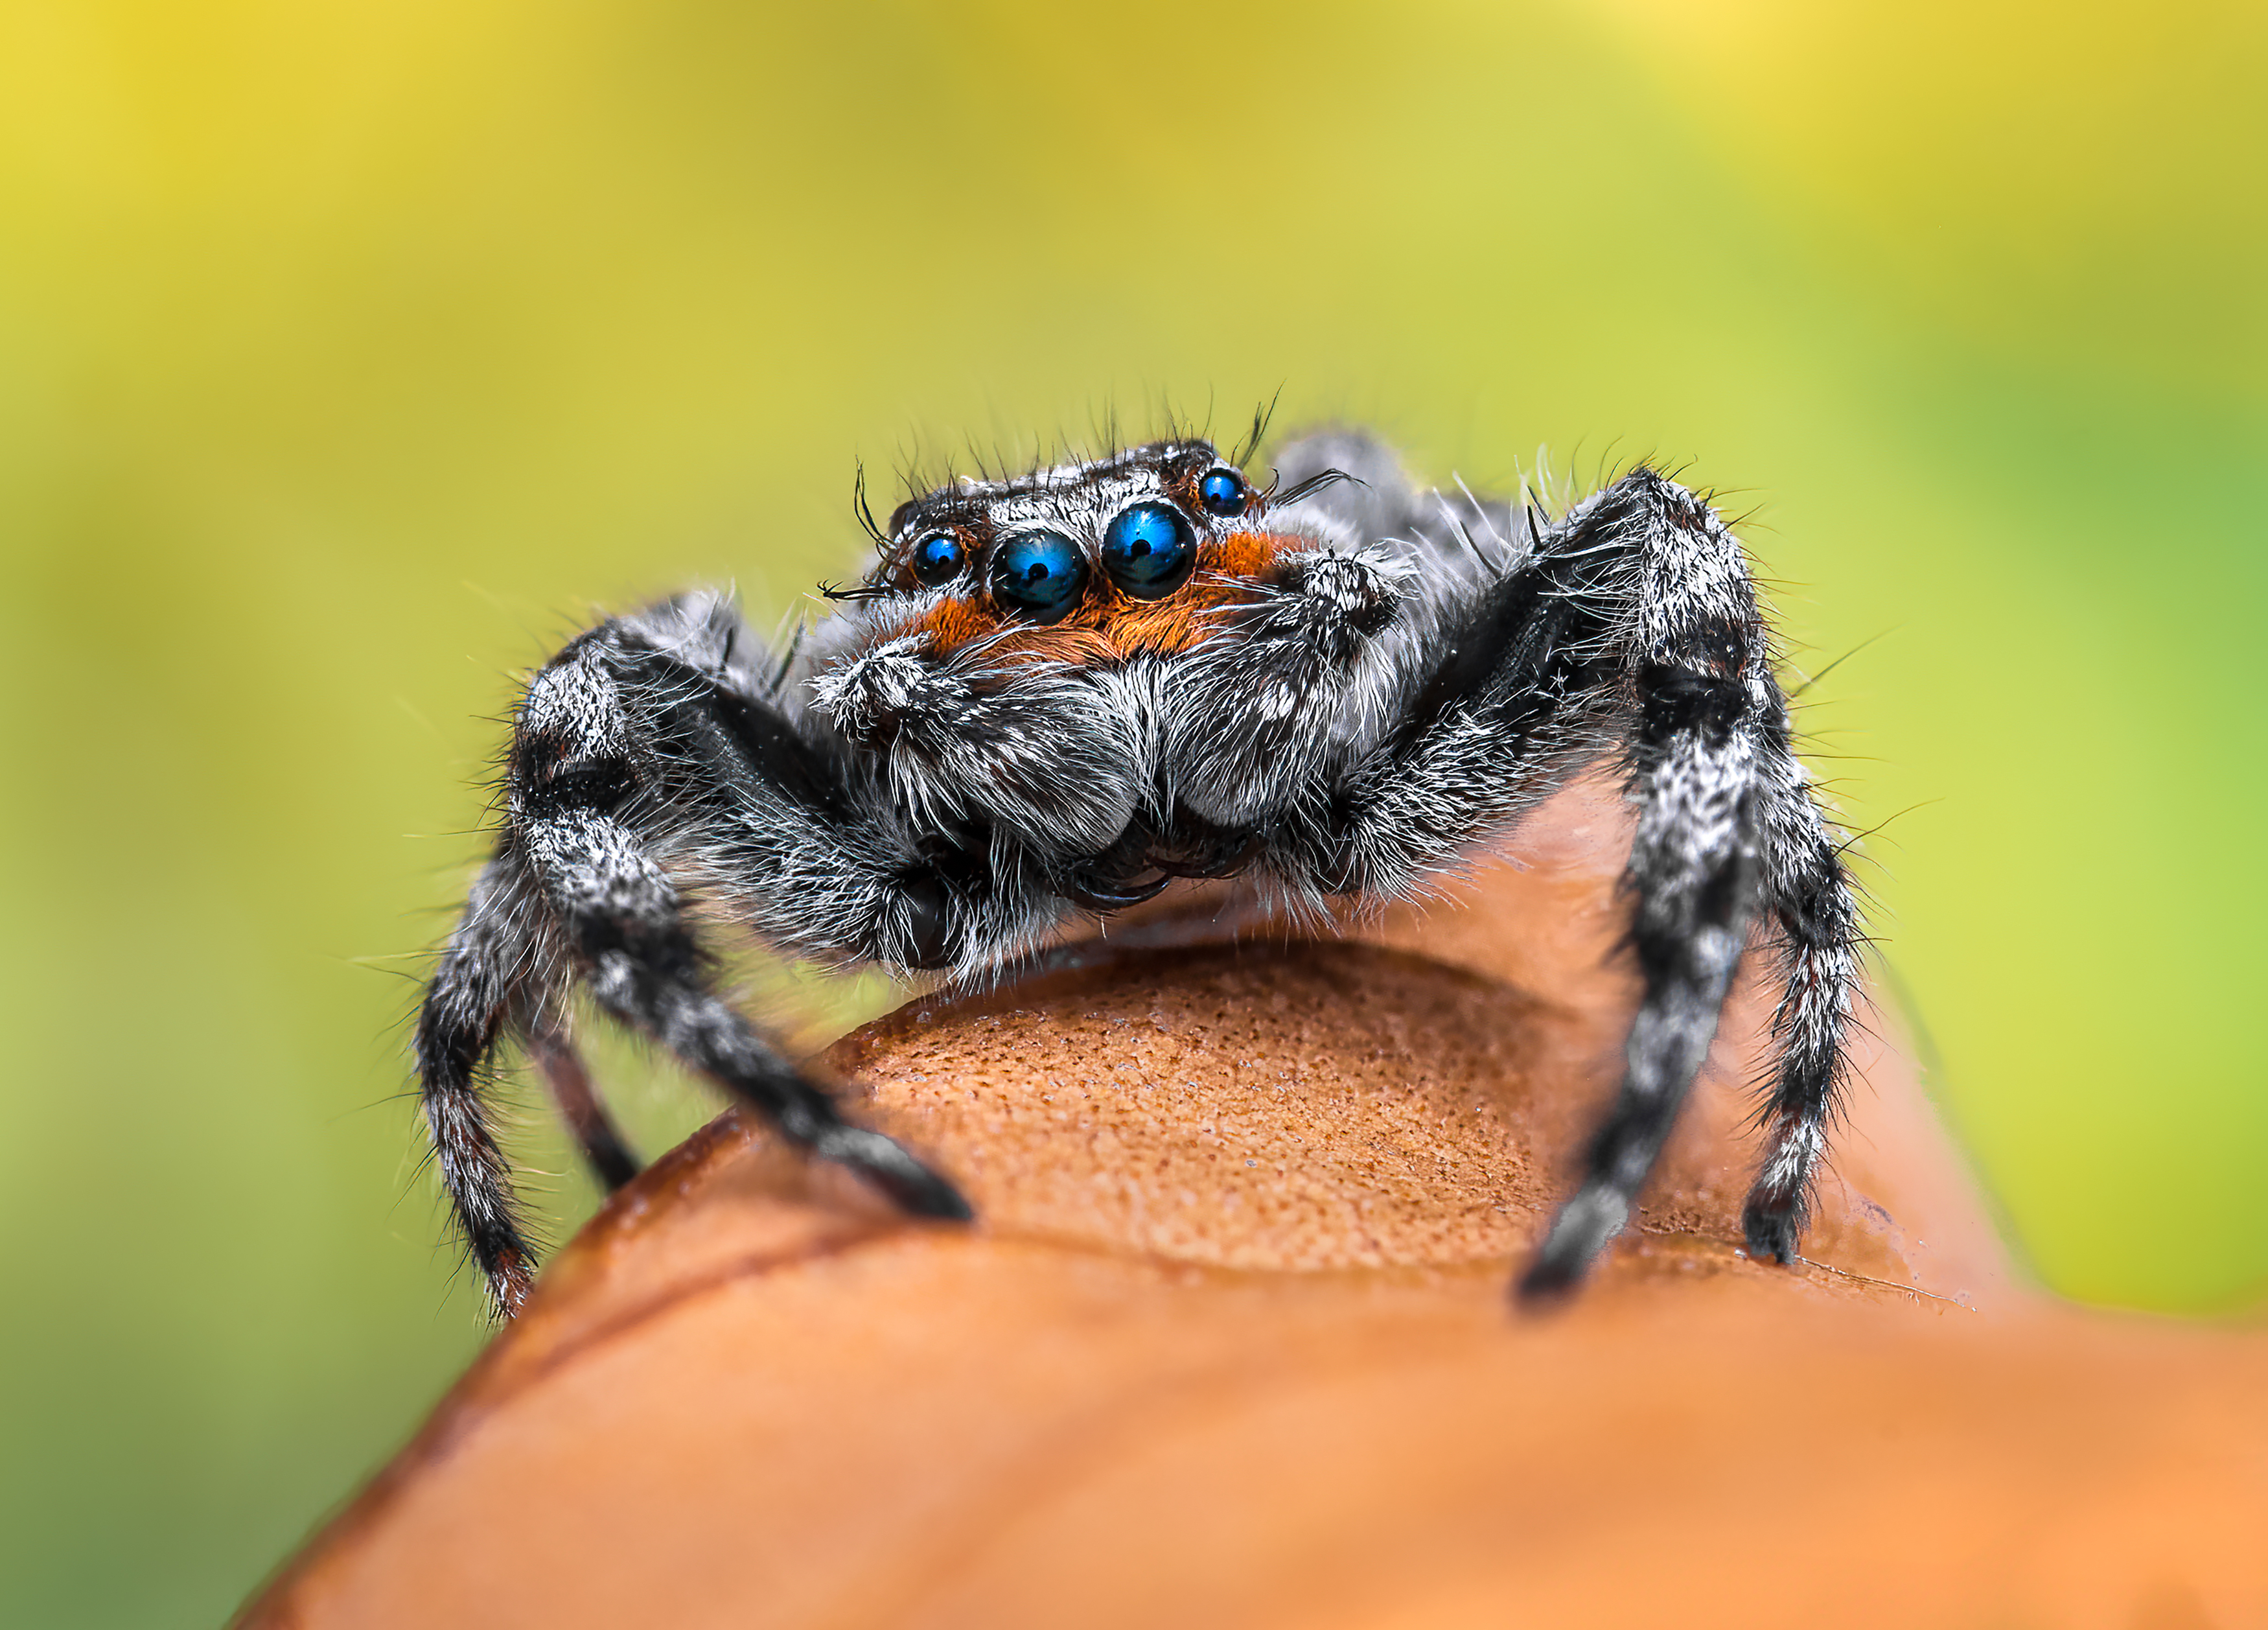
417,425,1861,1316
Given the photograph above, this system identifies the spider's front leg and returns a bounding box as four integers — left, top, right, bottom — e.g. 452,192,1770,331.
417,599,981,1317
414,851,555,1314
515,621,983,1208
1515,471,1862,1299
1280,467,1861,1299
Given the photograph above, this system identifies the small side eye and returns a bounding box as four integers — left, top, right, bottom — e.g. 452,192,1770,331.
911,533,965,587
1101,502,1196,599
991,530,1089,622
1198,467,1249,517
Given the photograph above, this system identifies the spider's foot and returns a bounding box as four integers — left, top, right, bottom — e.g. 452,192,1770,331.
1512,1255,1584,1309
483,1246,537,1323
817,1126,976,1222
1513,1186,1629,1309
1741,1195,1804,1266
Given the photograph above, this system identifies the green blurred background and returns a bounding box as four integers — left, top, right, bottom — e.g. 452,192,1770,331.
1,0,2261,1622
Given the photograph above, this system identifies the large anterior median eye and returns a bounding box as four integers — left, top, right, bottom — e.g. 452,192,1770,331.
911,533,965,587
1100,502,1196,599
991,530,1088,621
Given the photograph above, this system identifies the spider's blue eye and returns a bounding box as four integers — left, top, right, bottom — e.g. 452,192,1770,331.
990,530,1088,622
1198,467,1249,518
1100,502,1197,599
911,533,965,587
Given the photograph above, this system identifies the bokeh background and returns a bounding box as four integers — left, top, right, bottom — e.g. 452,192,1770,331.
1,0,2261,1623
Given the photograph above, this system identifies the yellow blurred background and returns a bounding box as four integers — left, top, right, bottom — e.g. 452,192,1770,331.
1,0,2260,1622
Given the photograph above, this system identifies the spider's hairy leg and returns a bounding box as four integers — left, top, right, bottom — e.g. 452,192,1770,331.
527,1021,640,1193
1515,469,1860,1302
1741,738,1863,1261
414,852,548,1318
512,617,975,1235
1270,510,1602,908
1245,460,1859,1302
525,800,971,1222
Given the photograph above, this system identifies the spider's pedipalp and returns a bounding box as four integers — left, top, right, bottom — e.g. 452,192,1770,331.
1161,542,1420,828
811,633,1143,860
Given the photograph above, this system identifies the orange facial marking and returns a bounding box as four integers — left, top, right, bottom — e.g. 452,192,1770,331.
886,596,1005,661
883,596,1117,669
880,530,1306,666
1202,529,1303,586
1102,530,1303,657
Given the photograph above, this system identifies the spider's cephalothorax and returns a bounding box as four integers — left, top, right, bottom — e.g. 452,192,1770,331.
417,429,1862,1316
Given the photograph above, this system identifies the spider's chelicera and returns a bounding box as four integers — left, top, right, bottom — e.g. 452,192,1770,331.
417,427,1861,1317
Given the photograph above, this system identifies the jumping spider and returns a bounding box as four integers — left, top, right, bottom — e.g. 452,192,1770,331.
417,426,1860,1316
